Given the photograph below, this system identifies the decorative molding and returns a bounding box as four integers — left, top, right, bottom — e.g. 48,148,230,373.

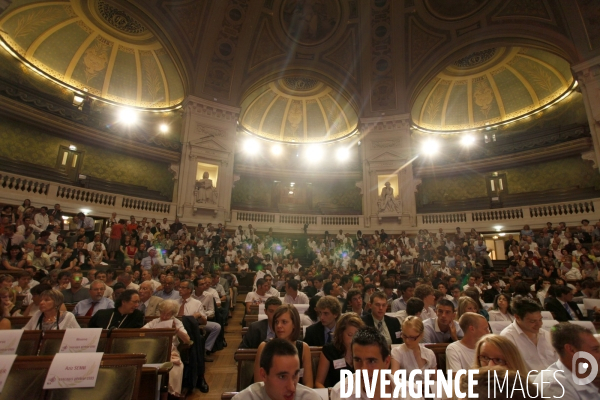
196,123,226,138
408,16,447,71
203,0,250,98
582,150,598,168
370,0,396,111
371,140,399,149
184,96,240,122
493,0,552,21
322,29,358,82
361,114,411,132
248,19,285,70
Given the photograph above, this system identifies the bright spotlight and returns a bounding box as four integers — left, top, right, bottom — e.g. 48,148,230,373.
159,124,169,133
245,139,260,153
494,225,503,231
271,144,282,155
307,145,323,161
461,135,475,146
336,147,350,161
118,108,138,125
421,139,439,155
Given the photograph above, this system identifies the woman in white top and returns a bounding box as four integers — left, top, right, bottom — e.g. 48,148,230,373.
391,316,436,378
22,289,80,330
143,299,191,398
488,293,515,322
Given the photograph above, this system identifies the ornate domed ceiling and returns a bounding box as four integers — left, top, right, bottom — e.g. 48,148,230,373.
239,77,358,144
0,0,184,109
411,47,574,132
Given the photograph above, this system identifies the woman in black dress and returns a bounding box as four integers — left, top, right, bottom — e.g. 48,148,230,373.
315,312,365,388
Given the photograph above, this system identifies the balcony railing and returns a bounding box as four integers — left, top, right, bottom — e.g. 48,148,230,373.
0,171,174,217
232,210,361,228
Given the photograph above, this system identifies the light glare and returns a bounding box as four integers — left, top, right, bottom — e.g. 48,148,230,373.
461,135,475,146
245,139,260,153
422,139,439,155
307,145,323,161
336,147,350,161
159,124,169,133
118,108,138,125
271,144,282,155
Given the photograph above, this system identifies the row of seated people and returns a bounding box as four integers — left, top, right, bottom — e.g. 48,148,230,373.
233,293,600,399
0,281,219,397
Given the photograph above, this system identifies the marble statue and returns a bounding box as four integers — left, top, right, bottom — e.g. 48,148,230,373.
378,182,401,213
195,172,218,204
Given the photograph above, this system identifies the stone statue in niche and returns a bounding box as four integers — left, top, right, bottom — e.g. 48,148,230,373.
377,182,402,214
195,172,218,204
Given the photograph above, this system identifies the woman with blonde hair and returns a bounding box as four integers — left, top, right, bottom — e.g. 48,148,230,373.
254,304,313,388
391,316,436,375
143,299,191,398
315,312,364,388
472,334,529,377
22,290,80,330
456,296,479,320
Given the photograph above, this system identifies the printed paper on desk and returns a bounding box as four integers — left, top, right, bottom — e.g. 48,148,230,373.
0,330,23,355
0,354,17,393
151,320,176,329
44,352,103,389
59,329,102,353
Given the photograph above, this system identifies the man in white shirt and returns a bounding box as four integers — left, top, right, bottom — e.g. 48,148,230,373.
534,323,600,400
423,299,464,344
500,296,558,371
94,271,113,299
233,338,319,400
283,279,309,305
192,277,216,319
34,207,49,231
245,278,271,313
446,312,489,371
86,234,106,252
17,216,42,235
140,270,160,291
118,271,139,291
178,279,221,360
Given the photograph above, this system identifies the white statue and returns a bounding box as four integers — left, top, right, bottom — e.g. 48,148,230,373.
195,171,218,204
378,182,402,213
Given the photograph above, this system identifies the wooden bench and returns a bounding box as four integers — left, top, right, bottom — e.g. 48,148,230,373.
0,353,145,400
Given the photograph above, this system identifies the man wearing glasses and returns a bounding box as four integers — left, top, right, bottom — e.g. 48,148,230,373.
500,296,557,370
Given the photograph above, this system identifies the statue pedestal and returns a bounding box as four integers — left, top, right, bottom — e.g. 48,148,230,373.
377,212,402,223
192,202,219,217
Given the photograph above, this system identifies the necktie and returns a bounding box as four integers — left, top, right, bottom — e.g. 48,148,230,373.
377,321,383,333
139,303,146,315
85,301,98,317
178,299,186,317
326,331,332,344
564,302,577,320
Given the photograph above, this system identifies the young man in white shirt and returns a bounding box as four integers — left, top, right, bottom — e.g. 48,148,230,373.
331,327,417,400
500,296,558,371
245,278,271,313
534,322,600,400
233,338,319,400
283,279,309,305
446,312,489,371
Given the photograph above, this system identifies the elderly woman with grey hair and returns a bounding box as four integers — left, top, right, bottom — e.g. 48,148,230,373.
143,299,191,398
22,289,80,330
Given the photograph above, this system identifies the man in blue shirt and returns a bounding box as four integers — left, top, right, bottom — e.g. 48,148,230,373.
73,280,114,316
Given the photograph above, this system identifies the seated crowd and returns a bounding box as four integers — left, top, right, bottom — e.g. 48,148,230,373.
1,200,600,399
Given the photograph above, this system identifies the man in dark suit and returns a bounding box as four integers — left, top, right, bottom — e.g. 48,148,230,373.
304,296,341,346
545,285,585,322
483,277,503,304
239,296,282,349
361,292,402,345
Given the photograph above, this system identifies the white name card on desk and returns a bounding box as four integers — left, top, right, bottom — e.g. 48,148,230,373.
44,352,103,389
0,330,23,355
59,329,101,353
0,354,17,393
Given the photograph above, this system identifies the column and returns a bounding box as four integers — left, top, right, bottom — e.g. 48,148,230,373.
573,55,600,173
177,96,239,223
360,114,419,228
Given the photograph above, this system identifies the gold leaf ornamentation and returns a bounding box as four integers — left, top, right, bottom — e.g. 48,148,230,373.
12,8,62,38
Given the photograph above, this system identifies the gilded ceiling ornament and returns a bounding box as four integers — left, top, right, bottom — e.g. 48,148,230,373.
96,0,147,35
83,41,109,83
454,49,496,69
280,0,341,45
473,81,494,118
